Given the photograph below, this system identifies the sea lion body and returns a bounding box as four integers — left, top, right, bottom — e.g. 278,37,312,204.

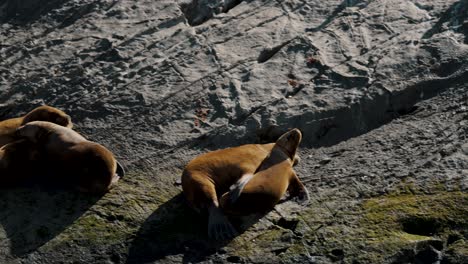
16,121,123,193
181,129,306,240
0,139,42,187
182,143,274,210
0,105,72,147
219,129,309,215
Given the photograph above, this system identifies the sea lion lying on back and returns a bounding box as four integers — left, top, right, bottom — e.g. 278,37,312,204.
0,139,42,187
181,129,304,240
0,105,73,147
16,121,124,194
220,129,309,215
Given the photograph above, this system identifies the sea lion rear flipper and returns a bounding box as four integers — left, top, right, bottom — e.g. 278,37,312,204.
275,128,302,160
208,205,237,240
116,161,125,178
224,173,254,205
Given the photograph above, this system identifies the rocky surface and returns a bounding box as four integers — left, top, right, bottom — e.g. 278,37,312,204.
0,0,467,263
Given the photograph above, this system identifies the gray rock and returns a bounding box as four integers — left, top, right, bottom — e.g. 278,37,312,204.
0,0,467,263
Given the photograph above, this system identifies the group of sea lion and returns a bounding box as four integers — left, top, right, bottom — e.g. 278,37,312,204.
0,105,124,193
1,105,309,240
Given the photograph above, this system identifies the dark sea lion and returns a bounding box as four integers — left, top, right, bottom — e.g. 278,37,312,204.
16,121,124,194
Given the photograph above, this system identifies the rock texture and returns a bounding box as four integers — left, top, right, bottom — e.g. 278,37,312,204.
0,0,467,263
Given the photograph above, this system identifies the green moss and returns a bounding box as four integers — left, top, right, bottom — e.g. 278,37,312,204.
41,170,183,251
72,214,130,243
363,192,467,230
359,192,468,262
37,169,467,263
447,239,468,255
290,191,467,263
279,243,309,261
392,231,430,242
444,239,468,263
228,227,287,259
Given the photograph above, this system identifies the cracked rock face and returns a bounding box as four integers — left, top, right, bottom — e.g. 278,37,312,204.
0,0,467,263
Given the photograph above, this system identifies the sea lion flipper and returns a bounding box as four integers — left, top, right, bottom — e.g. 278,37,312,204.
289,173,310,206
116,161,125,178
293,154,300,166
275,128,302,160
225,173,254,205
208,205,237,240
294,187,310,205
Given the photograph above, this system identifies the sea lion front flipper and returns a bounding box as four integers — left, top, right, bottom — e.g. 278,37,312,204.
294,187,310,205
292,154,300,166
116,161,125,178
208,205,237,240
288,172,310,205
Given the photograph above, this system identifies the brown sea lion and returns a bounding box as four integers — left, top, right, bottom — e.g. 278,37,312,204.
181,130,303,240
0,139,42,187
0,105,73,147
219,129,309,216
16,121,124,194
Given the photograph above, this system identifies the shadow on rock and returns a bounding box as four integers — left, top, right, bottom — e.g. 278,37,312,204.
422,0,468,42
126,193,263,264
0,187,101,256
0,0,105,28
0,0,72,24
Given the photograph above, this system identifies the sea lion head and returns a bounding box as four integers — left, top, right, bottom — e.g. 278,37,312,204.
72,142,123,194
275,128,302,161
22,105,73,128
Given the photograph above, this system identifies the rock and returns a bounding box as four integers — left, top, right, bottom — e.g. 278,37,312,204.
0,0,467,263
461,143,468,155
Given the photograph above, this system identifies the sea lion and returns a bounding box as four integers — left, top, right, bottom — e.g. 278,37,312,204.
181,130,303,240
0,139,42,187
219,129,309,216
16,121,125,194
0,105,73,147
